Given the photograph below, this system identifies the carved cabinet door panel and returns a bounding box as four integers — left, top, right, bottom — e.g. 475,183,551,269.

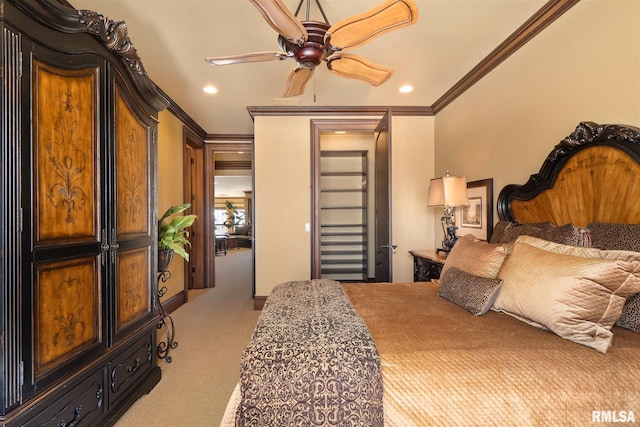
33,61,99,246
34,257,102,377
111,78,157,341
27,47,108,394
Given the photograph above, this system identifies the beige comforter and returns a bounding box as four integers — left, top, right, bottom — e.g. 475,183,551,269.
343,282,640,427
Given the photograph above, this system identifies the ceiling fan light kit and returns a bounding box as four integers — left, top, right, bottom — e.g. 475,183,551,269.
205,0,418,97
278,21,331,69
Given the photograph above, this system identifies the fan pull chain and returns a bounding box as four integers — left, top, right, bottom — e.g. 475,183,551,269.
313,72,317,103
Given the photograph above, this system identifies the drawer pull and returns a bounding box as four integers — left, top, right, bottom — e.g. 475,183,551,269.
58,407,81,427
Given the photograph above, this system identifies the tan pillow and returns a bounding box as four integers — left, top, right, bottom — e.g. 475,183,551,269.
509,235,604,258
513,235,640,335
513,235,640,263
494,238,640,353
440,234,507,280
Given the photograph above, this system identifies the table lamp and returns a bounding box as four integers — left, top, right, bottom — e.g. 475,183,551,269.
427,171,469,253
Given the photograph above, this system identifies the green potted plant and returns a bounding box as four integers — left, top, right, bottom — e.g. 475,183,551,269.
224,200,244,234
158,203,197,271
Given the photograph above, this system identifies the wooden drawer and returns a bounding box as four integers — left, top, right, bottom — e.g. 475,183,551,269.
412,252,444,282
10,368,106,427
109,331,155,407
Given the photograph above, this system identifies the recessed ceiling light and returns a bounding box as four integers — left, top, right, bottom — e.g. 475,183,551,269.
335,131,347,134
399,85,413,93
203,85,218,94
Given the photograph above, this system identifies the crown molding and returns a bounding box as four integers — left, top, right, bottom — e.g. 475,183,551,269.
432,0,579,113
247,105,432,120
153,85,208,139
206,134,254,142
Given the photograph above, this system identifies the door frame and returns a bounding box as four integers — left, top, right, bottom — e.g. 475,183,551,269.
310,118,389,280
374,111,393,282
204,141,254,290
183,128,205,291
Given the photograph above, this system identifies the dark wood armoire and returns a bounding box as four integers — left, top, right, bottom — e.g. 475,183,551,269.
1,1,169,425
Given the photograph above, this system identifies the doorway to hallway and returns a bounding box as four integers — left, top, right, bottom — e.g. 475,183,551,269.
205,141,254,296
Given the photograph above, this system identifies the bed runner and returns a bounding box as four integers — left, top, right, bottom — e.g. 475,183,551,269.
236,279,383,426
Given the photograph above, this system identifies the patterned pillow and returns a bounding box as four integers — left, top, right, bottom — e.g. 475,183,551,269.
617,294,640,333
489,221,510,244
584,223,640,333
545,223,591,247
498,221,591,247
587,223,640,252
438,267,503,316
501,222,548,242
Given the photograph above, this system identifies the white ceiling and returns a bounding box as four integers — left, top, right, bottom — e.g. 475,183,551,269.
69,0,549,135
214,175,252,198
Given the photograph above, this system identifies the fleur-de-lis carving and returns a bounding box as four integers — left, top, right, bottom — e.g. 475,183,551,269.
45,90,88,223
52,276,87,348
122,126,143,222
124,261,143,313
123,174,142,223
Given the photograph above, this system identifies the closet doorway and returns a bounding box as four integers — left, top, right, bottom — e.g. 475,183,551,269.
310,113,393,282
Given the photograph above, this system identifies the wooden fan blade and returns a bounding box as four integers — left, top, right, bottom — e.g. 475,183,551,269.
205,51,290,66
282,67,314,97
325,0,418,51
249,0,307,44
326,54,394,86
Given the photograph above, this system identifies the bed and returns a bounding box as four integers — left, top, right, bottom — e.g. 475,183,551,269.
221,122,640,426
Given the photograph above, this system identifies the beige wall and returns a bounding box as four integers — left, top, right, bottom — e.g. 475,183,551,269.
254,116,312,296
392,116,436,283
254,115,435,296
435,0,640,245
157,109,186,301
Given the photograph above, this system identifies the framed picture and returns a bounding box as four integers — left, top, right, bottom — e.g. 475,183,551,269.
455,178,494,241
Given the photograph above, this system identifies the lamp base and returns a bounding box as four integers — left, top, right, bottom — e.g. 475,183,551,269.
437,224,459,254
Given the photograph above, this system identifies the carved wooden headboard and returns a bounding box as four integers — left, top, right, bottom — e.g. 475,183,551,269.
497,122,640,227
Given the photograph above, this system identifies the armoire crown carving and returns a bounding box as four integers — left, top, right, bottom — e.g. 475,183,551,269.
1,0,169,425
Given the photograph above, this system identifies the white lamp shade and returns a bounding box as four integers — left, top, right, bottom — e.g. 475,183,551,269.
428,175,469,207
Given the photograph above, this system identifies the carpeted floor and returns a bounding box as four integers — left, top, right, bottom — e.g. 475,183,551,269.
114,248,260,427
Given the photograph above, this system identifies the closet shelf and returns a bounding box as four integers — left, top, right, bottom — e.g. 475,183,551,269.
321,250,367,256
321,206,365,210
320,150,368,281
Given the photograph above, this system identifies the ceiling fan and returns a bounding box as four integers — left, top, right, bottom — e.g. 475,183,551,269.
205,0,418,97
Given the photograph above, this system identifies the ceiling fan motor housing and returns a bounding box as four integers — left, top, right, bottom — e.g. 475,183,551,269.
279,21,332,69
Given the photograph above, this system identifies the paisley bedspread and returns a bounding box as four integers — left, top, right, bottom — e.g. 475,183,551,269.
235,279,383,426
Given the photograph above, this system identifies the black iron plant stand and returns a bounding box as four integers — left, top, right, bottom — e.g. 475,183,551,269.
157,250,178,362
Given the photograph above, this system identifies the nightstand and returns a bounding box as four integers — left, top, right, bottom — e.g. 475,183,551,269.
409,250,446,282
